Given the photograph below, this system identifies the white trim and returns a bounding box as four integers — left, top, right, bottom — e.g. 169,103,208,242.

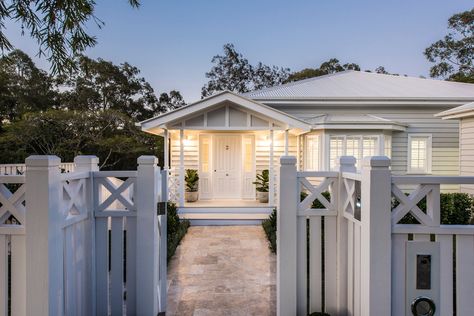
407,134,433,174
179,129,185,207
269,129,274,206
139,90,311,132
304,134,321,171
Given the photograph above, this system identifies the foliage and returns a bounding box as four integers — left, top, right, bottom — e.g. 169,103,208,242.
0,109,161,169
58,55,184,121
392,192,473,225
424,8,474,83
253,169,269,192
0,50,59,123
309,313,330,316
300,191,331,209
166,202,190,262
286,58,360,82
262,208,277,253
0,0,140,74
184,169,199,192
201,43,289,97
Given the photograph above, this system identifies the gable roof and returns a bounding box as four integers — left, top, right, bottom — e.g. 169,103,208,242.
436,102,474,119
243,71,474,100
138,90,311,135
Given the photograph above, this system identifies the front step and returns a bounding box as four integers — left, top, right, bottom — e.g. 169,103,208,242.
178,207,272,226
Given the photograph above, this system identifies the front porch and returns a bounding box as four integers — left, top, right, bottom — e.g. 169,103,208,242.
139,91,311,223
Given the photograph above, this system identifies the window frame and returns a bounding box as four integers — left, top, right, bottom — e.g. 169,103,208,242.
327,134,382,170
407,134,432,174
305,134,321,171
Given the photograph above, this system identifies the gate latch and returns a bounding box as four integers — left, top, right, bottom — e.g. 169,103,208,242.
157,202,167,215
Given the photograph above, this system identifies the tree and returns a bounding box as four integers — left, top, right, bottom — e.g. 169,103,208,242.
425,8,474,83
0,0,140,74
201,43,289,97
286,58,360,82
0,109,162,169
0,49,58,123
59,55,163,121
158,90,186,112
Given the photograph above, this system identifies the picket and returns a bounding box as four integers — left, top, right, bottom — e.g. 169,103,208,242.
456,235,474,315
308,217,322,312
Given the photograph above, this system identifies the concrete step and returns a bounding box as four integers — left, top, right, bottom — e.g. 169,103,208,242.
178,212,272,226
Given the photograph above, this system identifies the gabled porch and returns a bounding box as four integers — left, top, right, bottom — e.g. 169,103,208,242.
139,91,310,223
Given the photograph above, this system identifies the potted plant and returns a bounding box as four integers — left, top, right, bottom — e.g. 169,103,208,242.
185,169,199,202
253,169,269,203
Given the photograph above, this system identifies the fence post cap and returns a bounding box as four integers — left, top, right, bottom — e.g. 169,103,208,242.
74,155,99,164
338,156,356,166
280,156,297,165
362,156,390,168
137,155,158,165
25,155,61,167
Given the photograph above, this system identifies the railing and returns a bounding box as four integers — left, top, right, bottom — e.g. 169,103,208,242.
0,162,74,175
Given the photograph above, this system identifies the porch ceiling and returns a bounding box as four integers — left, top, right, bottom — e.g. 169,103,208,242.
138,90,311,136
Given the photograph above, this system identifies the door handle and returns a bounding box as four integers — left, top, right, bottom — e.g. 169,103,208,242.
226,174,228,176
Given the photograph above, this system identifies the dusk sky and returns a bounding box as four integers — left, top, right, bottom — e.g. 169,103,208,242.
4,0,473,101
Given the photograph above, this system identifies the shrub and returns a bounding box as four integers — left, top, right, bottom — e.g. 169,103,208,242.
392,192,473,225
166,202,190,262
309,313,330,316
300,191,331,209
262,208,277,253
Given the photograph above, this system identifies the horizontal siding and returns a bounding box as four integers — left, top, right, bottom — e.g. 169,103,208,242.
278,106,460,193
460,117,474,194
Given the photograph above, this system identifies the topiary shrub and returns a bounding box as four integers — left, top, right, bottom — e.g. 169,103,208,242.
262,208,277,253
392,192,473,225
166,202,190,262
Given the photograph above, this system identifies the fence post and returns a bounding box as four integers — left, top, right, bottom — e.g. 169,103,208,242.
159,169,168,312
336,156,357,315
277,156,298,316
360,156,391,316
136,155,159,315
25,156,62,316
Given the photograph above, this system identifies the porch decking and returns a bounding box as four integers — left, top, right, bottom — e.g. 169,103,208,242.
178,199,274,225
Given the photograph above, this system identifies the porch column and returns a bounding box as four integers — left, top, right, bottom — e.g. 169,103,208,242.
179,129,185,207
269,129,274,206
284,129,289,155
163,128,169,170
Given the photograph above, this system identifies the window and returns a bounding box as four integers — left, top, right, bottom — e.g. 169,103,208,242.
408,134,432,174
305,135,320,170
328,135,380,169
200,136,210,173
243,137,254,173
384,135,392,158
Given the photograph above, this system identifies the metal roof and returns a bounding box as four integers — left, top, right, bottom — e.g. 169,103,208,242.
243,71,474,100
304,114,406,131
436,102,474,119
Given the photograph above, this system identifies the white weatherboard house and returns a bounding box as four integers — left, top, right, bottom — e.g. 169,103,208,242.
139,71,474,223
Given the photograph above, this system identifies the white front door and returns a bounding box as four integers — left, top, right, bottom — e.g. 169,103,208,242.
213,135,241,199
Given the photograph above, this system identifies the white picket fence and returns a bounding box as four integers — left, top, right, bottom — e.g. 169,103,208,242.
278,155,474,316
0,155,167,316
0,162,75,175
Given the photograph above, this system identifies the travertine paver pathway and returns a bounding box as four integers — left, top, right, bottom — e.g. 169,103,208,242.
167,226,276,316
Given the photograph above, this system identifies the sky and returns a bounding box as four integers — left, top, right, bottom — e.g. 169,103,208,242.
4,0,473,101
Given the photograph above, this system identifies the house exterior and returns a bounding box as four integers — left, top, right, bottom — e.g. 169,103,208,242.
436,101,474,195
139,71,474,218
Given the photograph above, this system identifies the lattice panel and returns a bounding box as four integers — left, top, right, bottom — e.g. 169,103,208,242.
298,177,335,212
61,178,88,227
391,184,440,226
0,183,26,227
342,178,357,216
95,177,136,212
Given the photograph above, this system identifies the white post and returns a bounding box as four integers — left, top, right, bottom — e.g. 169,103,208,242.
179,129,185,207
336,156,357,314
73,155,99,314
284,129,289,156
360,156,391,316
136,156,159,315
277,156,298,316
25,155,62,316
269,129,275,206
159,169,168,312
164,129,169,170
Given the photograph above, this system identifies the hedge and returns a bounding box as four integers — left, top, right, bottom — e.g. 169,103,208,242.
167,202,190,262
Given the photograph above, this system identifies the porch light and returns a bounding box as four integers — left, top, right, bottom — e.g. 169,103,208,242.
183,136,193,147
260,135,272,147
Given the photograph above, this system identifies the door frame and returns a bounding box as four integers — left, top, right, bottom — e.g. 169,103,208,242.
198,132,256,200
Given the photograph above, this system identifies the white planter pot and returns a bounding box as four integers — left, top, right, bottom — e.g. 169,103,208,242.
185,191,199,202
256,191,269,203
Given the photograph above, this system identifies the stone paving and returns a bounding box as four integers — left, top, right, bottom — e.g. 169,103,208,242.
167,226,276,316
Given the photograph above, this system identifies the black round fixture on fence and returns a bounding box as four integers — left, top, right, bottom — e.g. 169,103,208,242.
411,296,436,316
